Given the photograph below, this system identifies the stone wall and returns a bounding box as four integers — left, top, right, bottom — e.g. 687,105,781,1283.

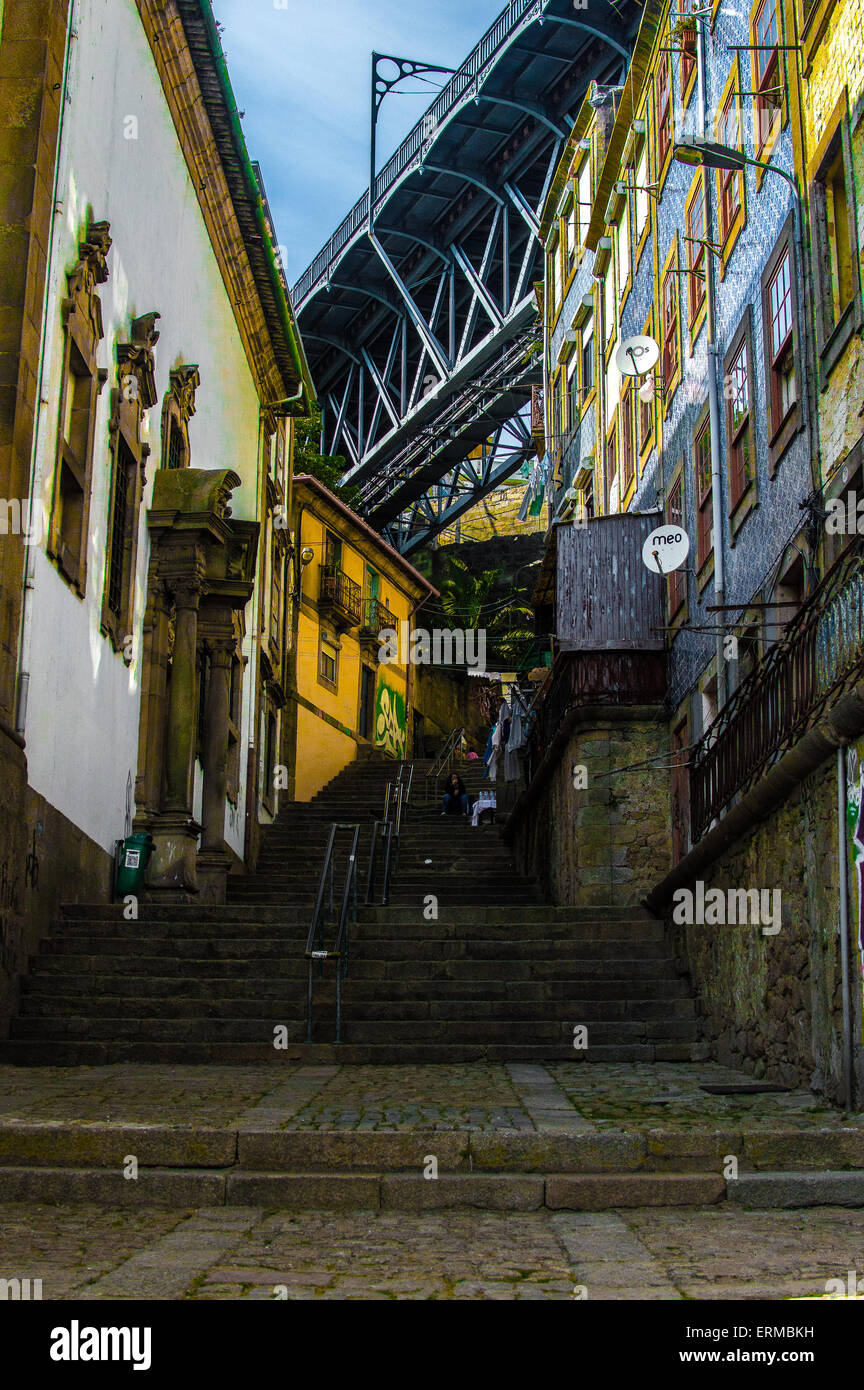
506,708,672,907
667,759,857,1102
0,773,113,1038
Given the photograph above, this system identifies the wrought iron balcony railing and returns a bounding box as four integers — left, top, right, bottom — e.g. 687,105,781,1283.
690,540,864,843
361,598,393,635
319,568,362,627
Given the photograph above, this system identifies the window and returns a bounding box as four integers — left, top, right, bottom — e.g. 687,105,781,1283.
685,174,706,328
662,266,679,399
101,314,158,652
667,473,686,620
811,111,862,370
761,217,802,466
752,0,781,154
567,354,580,429
680,2,697,96
549,238,562,315
270,549,283,652
604,262,615,348
617,211,630,300
167,418,186,470
324,531,342,572
725,335,753,511
694,416,713,572
48,222,111,595
607,420,618,502
634,141,649,246
621,383,635,496
582,315,595,397
53,340,96,587
106,435,133,619
565,194,578,278
320,634,338,687
576,157,592,246
656,52,672,172
639,379,654,455
767,249,795,426
717,85,743,245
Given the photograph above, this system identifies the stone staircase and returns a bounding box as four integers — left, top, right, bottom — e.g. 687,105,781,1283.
0,753,702,1065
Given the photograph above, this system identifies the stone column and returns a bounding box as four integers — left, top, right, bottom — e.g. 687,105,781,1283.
164,576,203,813
147,570,204,896
197,634,234,903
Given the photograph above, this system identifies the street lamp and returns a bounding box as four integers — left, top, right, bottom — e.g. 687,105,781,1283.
672,139,798,194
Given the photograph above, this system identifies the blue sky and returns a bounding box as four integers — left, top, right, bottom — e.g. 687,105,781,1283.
210,0,505,289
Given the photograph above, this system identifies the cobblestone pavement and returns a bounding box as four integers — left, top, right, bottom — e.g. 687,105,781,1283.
1,1201,862,1299
0,1061,858,1132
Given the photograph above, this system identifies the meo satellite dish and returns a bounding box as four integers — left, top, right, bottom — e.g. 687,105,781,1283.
642,524,690,574
616,335,660,379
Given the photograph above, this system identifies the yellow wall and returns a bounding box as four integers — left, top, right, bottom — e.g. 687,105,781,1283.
795,0,864,484
292,502,414,801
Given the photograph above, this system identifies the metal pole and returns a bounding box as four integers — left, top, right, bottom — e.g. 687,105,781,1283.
369,52,378,233
837,748,853,1113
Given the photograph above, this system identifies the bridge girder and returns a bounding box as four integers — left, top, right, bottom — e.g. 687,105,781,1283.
294,0,640,551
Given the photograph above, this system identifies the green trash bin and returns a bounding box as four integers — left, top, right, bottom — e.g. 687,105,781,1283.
114,832,154,898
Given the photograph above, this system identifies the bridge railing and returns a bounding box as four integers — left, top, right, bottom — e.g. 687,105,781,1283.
292,0,543,308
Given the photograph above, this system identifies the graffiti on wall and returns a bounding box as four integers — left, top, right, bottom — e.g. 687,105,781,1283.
375,672,407,759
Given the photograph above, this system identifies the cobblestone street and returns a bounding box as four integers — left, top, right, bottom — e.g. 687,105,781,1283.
1,1201,862,1300
1,1061,862,1300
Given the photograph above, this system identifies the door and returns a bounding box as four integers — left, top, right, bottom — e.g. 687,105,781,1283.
359,665,375,742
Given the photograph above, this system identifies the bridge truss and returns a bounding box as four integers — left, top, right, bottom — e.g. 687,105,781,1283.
292,0,641,553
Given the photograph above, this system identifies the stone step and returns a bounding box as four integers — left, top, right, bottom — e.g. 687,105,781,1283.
58,904,656,924
0,1040,706,1066
45,919,664,942
0,1164,729,1210
35,936,673,962
22,974,691,1002
29,955,684,981
16,994,696,1023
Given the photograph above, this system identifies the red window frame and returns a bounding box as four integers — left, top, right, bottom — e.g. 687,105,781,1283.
718,90,742,242
662,269,679,396
753,0,780,152
726,339,752,509
667,474,686,620
766,248,796,432
694,419,713,570
656,53,672,170
621,384,635,494
685,178,706,324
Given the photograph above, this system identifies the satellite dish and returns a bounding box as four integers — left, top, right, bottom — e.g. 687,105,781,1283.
616,335,660,379
642,524,690,574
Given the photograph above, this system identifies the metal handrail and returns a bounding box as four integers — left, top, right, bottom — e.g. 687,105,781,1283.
366,819,397,907
291,0,543,308
425,727,465,801
396,761,414,804
305,823,360,1044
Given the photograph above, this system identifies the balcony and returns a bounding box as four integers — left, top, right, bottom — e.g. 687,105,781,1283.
319,567,362,631
359,598,394,656
690,540,864,843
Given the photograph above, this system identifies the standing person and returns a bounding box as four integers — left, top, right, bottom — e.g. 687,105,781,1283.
441,772,470,816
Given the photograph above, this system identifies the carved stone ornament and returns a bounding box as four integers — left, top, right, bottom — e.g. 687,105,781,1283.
65,221,112,343
169,365,201,425
116,311,161,413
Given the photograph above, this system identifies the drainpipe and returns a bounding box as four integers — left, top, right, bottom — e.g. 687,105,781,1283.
15,0,77,737
836,747,853,1113
696,11,727,710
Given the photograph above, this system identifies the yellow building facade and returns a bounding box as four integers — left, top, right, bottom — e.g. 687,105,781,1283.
287,475,435,801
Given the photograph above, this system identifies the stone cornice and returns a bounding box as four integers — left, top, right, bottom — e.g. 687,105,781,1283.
134,0,288,405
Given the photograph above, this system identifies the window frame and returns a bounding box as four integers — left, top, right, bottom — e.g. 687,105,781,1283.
760,211,803,470
693,405,714,585
715,65,746,267
809,95,863,377
666,462,687,625
723,307,758,535
660,239,682,410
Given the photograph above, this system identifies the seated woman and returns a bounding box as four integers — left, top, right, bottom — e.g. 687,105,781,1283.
441,772,471,817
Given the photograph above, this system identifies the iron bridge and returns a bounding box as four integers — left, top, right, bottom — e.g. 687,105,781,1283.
292,0,641,554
